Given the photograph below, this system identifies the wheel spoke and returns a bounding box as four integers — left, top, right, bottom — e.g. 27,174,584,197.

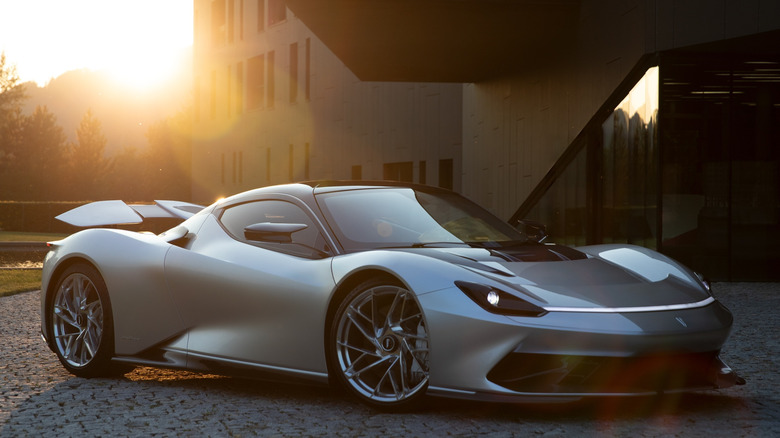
370,289,383,335
400,337,428,371
347,353,394,379
53,305,79,329
337,339,378,357
398,309,423,327
376,356,402,398
383,288,405,329
64,331,81,361
346,308,381,349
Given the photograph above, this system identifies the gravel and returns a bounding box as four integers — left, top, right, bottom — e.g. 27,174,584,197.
1,284,778,437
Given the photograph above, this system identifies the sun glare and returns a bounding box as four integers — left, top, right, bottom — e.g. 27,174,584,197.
103,44,190,93
1,0,193,89
97,1,193,92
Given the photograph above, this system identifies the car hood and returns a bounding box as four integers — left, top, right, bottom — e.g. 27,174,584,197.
393,245,710,310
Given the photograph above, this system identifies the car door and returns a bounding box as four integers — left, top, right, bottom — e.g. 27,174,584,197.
163,198,336,376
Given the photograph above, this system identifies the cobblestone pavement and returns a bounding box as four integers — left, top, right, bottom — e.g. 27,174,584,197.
1,284,778,437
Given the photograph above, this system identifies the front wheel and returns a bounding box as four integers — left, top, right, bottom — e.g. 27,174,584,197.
48,263,126,377
329,280,430,410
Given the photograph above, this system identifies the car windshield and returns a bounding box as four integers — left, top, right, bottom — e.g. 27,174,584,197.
316,187,527,251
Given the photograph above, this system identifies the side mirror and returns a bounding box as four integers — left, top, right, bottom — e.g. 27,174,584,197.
516,220,548,243
244,222,308,244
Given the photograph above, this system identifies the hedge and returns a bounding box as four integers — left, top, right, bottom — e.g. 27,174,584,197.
0,201,182,234
0,202,88,234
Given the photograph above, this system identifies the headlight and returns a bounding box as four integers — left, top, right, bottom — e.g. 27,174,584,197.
455,281,547,317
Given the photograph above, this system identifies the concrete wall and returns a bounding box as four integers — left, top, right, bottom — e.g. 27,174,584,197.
462,1,650,219
191,1,462,202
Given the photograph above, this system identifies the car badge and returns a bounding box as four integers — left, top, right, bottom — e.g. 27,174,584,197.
675,316,688,327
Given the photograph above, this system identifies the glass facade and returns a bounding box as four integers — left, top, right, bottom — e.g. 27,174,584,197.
524,139,588,247
523,66,659,249
601,67,658,248
518,57,780,281
660,55,780,281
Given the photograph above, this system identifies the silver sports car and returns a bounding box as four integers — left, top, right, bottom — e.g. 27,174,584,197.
41,181,744,409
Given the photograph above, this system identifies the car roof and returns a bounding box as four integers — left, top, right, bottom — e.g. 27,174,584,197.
308,180,451,194
211,181,461,219
220,180,451,203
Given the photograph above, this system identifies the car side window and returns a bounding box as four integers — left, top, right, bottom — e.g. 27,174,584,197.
219,200,326,257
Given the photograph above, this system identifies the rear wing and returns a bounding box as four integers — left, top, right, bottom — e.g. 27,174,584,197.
55,200,204,227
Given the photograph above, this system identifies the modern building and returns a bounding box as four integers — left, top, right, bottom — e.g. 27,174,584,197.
193,0,780,281
191,0,463,202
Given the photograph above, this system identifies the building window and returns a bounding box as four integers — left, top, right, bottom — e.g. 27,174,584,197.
268,0,286,26
289,144,294,181
194,76,201,122
211,0,226,46
232,151,237,184
257,0,265,32
266,148,271,182
305,38,311,101
236,62,243,115
226,65,232,118
289,42,298,103
304,142,310,179
267,50,275,108
247,55,264,110
438,159,453,190
239,0,244,40
210,70,217,120
238,151,243,183
352,165,362,180
227,0,235,43
383,162,413,183
221,153,226,184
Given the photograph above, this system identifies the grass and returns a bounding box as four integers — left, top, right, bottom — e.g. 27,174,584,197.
0,270,42,298
0,231,60,298
0,231,69,242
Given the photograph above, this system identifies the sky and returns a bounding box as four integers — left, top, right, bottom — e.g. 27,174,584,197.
0,0,193,90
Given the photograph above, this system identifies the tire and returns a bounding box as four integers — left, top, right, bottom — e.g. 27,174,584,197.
329,279,430,410
48,263,128,377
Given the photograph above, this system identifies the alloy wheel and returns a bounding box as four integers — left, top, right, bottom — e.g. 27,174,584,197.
334,284,430,407
52,272,104,368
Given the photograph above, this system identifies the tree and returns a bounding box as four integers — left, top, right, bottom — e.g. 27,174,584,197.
0,52,25,126
0,106,67,200
143,109,192,201
0,53,27,198
106,145,146,200
67,109,111,200
20,106,67,200
0,106,23,199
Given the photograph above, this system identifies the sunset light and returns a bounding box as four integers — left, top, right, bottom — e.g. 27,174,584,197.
0,0,193,90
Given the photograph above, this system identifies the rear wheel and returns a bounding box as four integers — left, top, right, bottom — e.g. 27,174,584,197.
49,263,128,377
329,280,430,410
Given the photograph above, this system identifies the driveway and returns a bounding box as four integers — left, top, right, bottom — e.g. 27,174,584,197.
2,284,778,437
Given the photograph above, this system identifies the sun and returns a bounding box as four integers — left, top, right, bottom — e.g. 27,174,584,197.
97,2,194,92
0,0,192,89
103,45,191,93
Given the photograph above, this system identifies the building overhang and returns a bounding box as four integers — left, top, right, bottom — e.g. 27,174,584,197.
285,0,580,82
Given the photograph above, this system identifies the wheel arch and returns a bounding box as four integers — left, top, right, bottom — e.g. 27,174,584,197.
46,256,100,296
42,256,104,348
